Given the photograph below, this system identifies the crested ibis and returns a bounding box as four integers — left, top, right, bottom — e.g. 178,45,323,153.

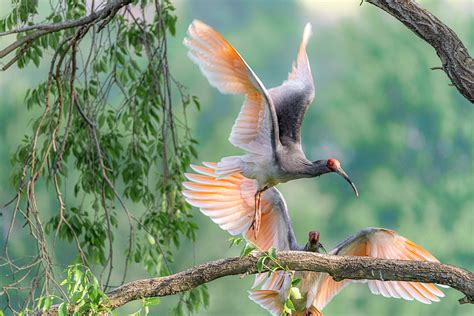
182,163,444,315
184,20,358,237
249,228,445,315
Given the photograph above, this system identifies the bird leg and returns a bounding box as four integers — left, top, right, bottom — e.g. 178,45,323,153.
250,190,263,239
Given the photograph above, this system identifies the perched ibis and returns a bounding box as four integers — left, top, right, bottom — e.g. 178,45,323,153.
249,228,445,315
184,21,358,237
182,163,444,315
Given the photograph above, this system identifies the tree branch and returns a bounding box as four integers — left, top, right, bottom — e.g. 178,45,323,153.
365,0,474,102
42,251,474,315
0,0,132,59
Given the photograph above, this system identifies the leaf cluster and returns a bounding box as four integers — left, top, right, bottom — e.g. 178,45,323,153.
1,0,206,314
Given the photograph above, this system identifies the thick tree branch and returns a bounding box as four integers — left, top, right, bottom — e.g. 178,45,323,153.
0,0,132,59
365,0,474,102
42,251,474,314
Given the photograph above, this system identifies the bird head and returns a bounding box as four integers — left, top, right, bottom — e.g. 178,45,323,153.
306,230,326,253
325,158,358,197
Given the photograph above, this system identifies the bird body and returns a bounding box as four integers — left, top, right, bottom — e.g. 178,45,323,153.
184,20,357,236
182,165,445,315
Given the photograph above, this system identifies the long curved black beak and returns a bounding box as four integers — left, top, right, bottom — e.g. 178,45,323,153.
336,167,358,197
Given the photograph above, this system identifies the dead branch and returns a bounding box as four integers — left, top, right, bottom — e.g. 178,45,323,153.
365,0,474,102
41,251,474,315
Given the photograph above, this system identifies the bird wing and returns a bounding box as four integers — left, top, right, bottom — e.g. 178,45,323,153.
184,20,279,153
183,162,295,252
311,228,445,310
270,23,315,147
247,289,285,316
248,271,292,316
183,162,297,292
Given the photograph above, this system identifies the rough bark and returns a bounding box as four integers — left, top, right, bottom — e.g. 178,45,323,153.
41,251,474,315
366,0,474,102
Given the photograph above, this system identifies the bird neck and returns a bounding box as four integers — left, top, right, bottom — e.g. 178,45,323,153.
303,241,320,252
305,159,330,177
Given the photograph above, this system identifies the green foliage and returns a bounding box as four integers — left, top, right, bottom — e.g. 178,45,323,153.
228,236,244,248
240,242,256,257
0,0,472,315
0,0,206,314
128,297,161,316
172,286,209,316
57,264,111,315
0,0,38,32
19,265,111,315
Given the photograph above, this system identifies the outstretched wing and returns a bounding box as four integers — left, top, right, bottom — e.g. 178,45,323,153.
183,162,298,290
184,20,279,153
311,228,445,310
270,23,315,147
183,162,296,252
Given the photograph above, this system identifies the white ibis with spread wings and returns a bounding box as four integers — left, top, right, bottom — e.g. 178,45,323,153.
184,21,358,238
182,164,444,315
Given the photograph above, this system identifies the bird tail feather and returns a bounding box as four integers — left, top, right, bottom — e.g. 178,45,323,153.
248,290,284,316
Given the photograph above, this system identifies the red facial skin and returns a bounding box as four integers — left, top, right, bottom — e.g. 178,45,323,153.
326,158,341,172
308,231,320,245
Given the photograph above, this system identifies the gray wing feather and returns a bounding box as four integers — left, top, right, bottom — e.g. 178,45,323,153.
264,187,299,251
329,227,381,255
269,23,315,146
270,81,314,146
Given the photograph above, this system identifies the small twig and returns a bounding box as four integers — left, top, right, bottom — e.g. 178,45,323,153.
1,40,33,71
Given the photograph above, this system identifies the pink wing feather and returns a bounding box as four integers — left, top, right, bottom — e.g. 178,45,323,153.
311,228,445,310
184,20,276,153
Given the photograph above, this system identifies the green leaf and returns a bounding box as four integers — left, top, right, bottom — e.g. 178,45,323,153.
291,278,301,287
290,287,302,300
42,296,52,311
240,243,256,257
58,303,68,316
268,248,277,260
228,236,243,248
257,256,267,273
147,234,156,245
284,298,295,311
144,297,160,306
192,95,200,110
199,285,209,308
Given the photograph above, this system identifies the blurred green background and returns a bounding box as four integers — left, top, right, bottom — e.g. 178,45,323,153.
1,0,473,315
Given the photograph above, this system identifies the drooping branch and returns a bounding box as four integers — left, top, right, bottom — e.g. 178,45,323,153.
42,251,474,315
0,0,132,60
365,0,474,102
1,1,197,313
